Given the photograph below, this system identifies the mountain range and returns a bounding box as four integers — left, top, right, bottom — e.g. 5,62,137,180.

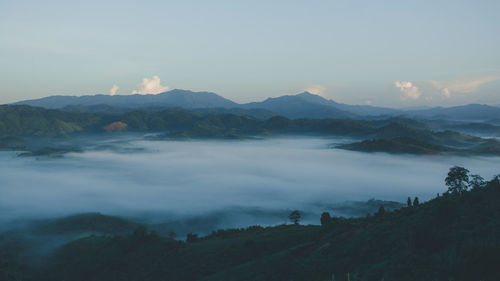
12,89,500,121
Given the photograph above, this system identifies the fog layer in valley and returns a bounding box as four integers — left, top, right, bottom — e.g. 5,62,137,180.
1,136,499,228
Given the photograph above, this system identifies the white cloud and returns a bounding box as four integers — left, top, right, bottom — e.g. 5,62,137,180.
110,84,119,96
441,88,451,98
428,76,499,98
394,81,421,100
302,85,327,97
132,75,169,95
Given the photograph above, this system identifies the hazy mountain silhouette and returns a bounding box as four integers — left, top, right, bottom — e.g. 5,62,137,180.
14,89,238,109
12,90,500,121
403,104,500,121
241,92,356,119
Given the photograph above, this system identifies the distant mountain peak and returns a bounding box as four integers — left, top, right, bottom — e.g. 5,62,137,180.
296,91,316,96
291,91,339,106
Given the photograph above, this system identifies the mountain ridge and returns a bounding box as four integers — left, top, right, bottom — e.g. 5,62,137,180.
13,89,237,109
12,90,500,121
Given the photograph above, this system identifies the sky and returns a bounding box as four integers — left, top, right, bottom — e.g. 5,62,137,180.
1,0,499,107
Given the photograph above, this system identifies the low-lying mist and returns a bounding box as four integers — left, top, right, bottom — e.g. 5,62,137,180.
1,136,499,228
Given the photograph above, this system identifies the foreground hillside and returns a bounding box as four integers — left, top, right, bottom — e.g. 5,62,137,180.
1,170,499,281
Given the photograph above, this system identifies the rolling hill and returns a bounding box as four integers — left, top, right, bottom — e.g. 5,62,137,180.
2,105,500,156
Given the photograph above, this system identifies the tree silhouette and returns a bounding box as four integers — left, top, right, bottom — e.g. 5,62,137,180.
413,197,419,207
407,197,412,207
186,233,199,243
289,210,301,225
492,174,500,184
132,225,147,238
377,206,386,216
469,174,485,190
320,212,331,226
445,166,470,194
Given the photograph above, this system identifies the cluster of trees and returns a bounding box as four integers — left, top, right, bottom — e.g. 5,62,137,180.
406,197,419,207
445,166,492,194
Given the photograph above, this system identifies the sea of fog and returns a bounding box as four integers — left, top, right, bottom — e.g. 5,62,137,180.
1,136,499,227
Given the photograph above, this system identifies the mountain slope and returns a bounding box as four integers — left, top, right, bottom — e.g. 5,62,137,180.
12,91,500,121
288,92,400,116
242,92,357,119
12,91,400,119
6,176,498,281
2,105,499,156
404,104,500,121
14,89,238,109
0,105,107,136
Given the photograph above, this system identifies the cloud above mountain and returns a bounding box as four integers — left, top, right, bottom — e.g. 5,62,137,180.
395,81,421,100
302,85,327,97
110,84,119,96
428,76,499,98
132,75,169,95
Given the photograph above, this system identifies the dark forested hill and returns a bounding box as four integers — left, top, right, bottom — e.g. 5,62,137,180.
1,171,499,281
1,105,500,156
0,105,108,137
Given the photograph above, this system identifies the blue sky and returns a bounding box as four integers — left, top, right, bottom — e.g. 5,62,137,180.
1,0,499,107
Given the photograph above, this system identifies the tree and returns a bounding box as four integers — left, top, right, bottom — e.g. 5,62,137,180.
413,197,419,207
407,197,412,207
186,233,199,243
132,225,148,238
289,210,301,225
469,174,485,190
168,231,177,239
492,174,500,184
320,212,331,226
445,166,470,194
377,206,386,216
